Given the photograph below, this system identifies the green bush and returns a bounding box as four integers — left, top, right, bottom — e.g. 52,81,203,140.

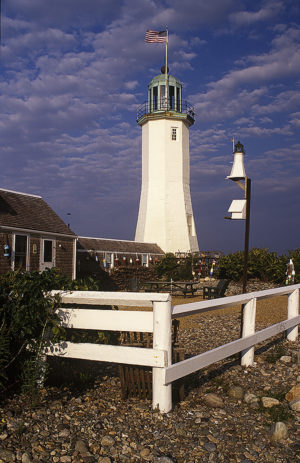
0,269,61,395
154,253,193,280
218,248,288,283
0,268,107,396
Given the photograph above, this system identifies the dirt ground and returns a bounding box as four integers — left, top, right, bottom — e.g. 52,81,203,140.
172,294,292,330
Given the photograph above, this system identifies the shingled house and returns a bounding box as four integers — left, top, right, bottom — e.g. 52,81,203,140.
0,188,77,278
77,236,164,276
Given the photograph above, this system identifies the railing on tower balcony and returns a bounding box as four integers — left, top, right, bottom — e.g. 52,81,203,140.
137,99,195,122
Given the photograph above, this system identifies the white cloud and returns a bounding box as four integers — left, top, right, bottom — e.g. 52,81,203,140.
229,1,284,26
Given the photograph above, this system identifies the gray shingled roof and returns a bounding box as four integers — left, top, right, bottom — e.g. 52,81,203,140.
0,189,76,236
78,236,164,254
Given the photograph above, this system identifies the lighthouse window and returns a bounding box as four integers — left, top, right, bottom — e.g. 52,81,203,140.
160,85,165,109
169,86,174,109
153,86,158,110
171,128,177,140
176,87,181,111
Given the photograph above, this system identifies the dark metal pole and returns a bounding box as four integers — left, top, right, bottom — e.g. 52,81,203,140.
242,177,251,293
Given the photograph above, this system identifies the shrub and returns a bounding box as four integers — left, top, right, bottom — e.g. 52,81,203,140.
154,253,193,280
218,248,288,283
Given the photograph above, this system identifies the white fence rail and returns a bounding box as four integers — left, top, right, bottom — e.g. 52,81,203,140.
44,285,300,413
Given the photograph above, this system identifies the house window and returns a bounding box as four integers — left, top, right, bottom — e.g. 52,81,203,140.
43,240,53,263
142,254,148,267
171,128,177,140
14,234,28,270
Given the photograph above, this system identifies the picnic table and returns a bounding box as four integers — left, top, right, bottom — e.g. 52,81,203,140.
143,281,197,297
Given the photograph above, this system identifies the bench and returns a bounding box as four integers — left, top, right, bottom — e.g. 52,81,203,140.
203,279,230,299
142,281,196,297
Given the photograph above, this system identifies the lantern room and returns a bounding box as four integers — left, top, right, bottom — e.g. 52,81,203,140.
137,67,195,126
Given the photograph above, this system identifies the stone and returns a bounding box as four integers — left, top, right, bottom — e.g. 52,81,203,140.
289,398,300,412
279,355,292,363
285,384,300,401
100,436,115,447
60,457,71,463
228,385,244,400
204,442,216,452
75,440,89,454
204,393,224,408
97,458,111,463
271,422,288,441
153,458,175,463
0,449,15,462
244,392,258,404
261,397,280,408
58,428,70,438
21,454,32,463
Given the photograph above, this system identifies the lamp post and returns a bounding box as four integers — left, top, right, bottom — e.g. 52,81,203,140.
225,141,251,293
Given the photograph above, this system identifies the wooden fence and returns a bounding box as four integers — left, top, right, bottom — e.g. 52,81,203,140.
45,284,300,413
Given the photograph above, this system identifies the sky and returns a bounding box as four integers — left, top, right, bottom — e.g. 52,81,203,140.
0,0,299,255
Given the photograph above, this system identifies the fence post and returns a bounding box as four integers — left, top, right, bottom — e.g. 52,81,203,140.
152,297,172,413
241,297,257,367
287,288,299,341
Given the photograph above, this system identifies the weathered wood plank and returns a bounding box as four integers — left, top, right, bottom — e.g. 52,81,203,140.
172,284,300,319
51,290,171,307
44,342,167,367
164,315,300,384
56,308,153,332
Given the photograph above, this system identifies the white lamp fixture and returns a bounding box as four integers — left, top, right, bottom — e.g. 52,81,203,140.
227,140,246,180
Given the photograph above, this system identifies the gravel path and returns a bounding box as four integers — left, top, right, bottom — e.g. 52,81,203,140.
0,297,299,463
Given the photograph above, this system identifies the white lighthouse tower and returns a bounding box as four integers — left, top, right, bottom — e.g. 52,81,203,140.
135,67,199,254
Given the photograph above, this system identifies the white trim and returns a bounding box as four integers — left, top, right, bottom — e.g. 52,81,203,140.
77,249,164,256
78,235,161,246
72,238,76,280
0,225,76,239
0,188,42,198
12,232,30,271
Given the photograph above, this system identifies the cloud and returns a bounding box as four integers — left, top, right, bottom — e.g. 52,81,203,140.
229,0,284,26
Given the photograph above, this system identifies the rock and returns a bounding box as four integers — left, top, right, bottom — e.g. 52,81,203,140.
75,440,89,454
286,384,300,401
271,422,288,441
244,392,258,404
153,458,175,463
21,454,32,463
58,428,70,438
261,397,280,408
97,458,111,463
289,398,300,412
140,448,153,460
279,355,292,363
100,435,115,447
204,442,216,452
60,457,71,463
204,393,224,408
228,385,244,400
0,449,15,462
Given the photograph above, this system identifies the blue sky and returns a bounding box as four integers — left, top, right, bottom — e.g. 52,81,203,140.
0,0,299,254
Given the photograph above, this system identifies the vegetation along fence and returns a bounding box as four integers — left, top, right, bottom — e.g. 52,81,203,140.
44,285,300,413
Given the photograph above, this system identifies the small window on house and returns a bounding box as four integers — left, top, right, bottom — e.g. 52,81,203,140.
43,240,53,263
142,254,148,267
15,235,28,270
171,128,177,140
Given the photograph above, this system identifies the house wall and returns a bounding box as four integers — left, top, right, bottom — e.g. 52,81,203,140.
0,231,75,279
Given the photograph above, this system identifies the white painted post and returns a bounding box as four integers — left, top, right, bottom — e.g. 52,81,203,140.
241,298,257,367
152,297,172,413
287,288,299,341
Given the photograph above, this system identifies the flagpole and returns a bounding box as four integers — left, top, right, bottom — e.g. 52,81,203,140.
164,26,168,110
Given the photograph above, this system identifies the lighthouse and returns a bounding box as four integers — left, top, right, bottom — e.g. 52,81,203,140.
135,67,199,254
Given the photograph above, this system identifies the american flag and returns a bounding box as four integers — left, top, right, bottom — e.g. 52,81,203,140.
145,29,167,43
